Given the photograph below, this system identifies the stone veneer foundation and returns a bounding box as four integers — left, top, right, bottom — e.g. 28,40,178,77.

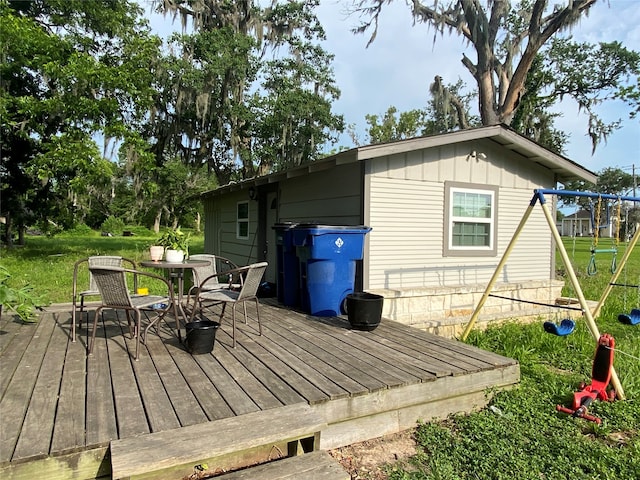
368,280,588,338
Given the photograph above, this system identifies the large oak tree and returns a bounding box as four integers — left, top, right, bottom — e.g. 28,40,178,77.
352,0,639,150
0,0,160,241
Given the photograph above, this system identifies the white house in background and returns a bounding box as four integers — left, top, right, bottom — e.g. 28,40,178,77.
560,209,617,238
559,209,592,237
201,124,597,337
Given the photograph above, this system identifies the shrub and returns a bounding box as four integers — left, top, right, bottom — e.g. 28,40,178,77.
101,216,125,235
0,265,49,322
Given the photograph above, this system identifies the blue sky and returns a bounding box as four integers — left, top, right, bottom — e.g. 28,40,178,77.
142,0,639,175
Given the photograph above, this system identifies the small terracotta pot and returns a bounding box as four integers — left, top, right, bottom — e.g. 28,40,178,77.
149,245,164,262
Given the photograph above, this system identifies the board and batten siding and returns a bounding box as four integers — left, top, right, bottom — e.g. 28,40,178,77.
365,143,555,290
277,163,363,225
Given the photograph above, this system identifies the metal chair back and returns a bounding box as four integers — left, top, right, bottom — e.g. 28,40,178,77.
236,262,268,302
189,262,268,348
71,255,137,342
189,254,238,290
88,266,177,360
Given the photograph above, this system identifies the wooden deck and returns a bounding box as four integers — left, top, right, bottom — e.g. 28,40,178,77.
0,299,519,479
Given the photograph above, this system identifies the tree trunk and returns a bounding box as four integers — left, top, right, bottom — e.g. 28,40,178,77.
4,214,14,248
153,209,162,234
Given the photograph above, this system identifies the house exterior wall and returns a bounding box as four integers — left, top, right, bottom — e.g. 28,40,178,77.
203,190,261,267
276,162,363,224
204,162,364,279
363,139,564,333
201,132,593,337
365,139,555,289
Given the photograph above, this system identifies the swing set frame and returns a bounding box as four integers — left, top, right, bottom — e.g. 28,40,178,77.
461,189,640,401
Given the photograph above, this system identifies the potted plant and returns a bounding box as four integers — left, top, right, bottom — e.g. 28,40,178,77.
156,227,191,263
0,266,49,322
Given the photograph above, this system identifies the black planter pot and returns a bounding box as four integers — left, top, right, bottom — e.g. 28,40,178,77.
185,320,220,354
346,292,384,331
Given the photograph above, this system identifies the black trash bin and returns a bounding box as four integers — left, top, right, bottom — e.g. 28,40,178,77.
272,222,300,307
184,320,220,354
346,292,384,331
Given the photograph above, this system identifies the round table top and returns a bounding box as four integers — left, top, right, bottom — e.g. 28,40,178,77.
140,259,211,269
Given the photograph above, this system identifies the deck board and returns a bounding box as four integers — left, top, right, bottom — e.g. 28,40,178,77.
260,320,370,397
107,322,150,439
261,312,393,392
50,315,87,454
13,313,68,461
0,315,56,462
85,315,118,447
282,312,423,387
0,300,519,479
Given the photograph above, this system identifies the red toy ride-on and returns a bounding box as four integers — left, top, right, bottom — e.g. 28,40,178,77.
556,334,617,424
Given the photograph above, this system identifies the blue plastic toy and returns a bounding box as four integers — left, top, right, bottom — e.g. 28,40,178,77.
543,319,576,336
618,308,640,325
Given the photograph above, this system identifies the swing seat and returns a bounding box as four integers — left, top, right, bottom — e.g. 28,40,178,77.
618,309,640,325
543,319,575,336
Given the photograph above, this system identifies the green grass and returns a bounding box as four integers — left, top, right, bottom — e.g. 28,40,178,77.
387,318,640,480
1,234,638,479
383,237,640,480
0,231,205,304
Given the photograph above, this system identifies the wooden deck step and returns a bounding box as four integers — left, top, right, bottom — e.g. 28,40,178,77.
216,450,349,480
110,403,326,480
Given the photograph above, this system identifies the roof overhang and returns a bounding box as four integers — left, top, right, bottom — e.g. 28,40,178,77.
356,124,597,184
203,125,597,198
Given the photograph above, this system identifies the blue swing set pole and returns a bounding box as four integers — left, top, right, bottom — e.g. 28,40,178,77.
537,190,626,400
534,189,640,203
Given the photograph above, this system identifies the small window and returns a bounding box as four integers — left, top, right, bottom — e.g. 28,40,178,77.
444,182,497,256
237,201,249,239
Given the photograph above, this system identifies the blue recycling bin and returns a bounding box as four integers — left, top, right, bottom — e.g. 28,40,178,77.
292,225,372,316
272,222,300,307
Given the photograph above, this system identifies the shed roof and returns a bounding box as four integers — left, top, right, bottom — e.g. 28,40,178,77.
204,124,597,198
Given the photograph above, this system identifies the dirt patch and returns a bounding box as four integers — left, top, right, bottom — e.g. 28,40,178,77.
329,429,418,480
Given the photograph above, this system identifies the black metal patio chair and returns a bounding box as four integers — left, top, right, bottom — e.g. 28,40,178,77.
71,256,137,342
88,266,179,360
188,262,268,348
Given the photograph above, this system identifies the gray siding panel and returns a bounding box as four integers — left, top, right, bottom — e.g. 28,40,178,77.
367,175,554,289
278,163,362,225
206,191,260,266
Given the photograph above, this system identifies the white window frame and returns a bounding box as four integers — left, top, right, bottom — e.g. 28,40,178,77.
236,201,249,240
444,182,498,257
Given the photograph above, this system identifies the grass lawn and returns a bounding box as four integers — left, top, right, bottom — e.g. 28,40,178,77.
0,231,206,304
1,234,639,479
385,237,640,480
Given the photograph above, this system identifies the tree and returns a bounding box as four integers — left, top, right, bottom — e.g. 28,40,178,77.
363,78,479,144
253,43,344,173
352,0,639,151
364,106,427,144
0,0,161,242
154,0,344,182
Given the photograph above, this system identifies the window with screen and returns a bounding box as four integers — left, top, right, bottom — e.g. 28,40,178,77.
444,182,497,256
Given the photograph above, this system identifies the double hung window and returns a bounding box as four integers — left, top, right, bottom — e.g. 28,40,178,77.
444,182,497,256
